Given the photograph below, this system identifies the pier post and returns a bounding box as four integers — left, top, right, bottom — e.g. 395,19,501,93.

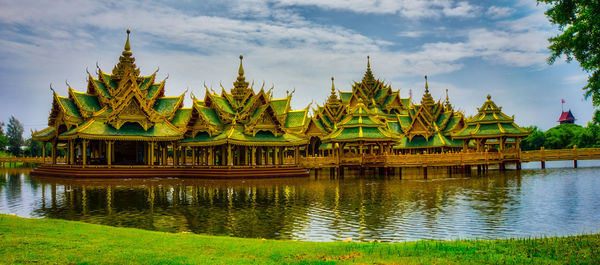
516,162,521,170
574,160,578,168
398,167,402,180
541,161,546,169
423,166,428,179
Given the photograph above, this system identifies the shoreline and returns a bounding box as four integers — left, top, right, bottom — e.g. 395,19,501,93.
1,214,598,264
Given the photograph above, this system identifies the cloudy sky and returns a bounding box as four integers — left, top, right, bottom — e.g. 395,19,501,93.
0,0,593,136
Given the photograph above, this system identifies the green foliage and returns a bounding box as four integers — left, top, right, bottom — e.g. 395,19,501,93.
23,138,44,157
6,116,24,157
521,123,600,150
0,214,599,264
521,126,546,150
544,123,584,149
0,135,7,152
540,0,600,107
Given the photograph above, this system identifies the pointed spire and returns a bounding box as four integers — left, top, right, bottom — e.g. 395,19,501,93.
421,75,435,108
123,28,131,55
327,76,340,106
112,29,139,78
232,54,250,103
362,55,375,86
330,76,336,95
445,88,453,110
238,55,244,76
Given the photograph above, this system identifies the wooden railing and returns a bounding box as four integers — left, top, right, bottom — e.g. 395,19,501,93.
3,147,600,169
300,147,600,168
0,156,66,166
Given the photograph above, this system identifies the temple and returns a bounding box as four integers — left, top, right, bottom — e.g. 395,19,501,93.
31,30,308,172
32,30,530,178
558,110,576,124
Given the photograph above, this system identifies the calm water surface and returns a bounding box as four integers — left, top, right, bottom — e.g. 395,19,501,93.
1,161,599,242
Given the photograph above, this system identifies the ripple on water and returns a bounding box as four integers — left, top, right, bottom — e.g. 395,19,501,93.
2,166,600,241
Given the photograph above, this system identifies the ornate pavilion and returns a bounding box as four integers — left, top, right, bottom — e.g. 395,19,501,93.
32,30,308,167
304,57,529,157
31,30,529,174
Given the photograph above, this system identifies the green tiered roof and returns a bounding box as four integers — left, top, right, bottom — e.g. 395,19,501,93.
33,29,187,142
181,55,308,147
322,102,394,142
453,95,529,139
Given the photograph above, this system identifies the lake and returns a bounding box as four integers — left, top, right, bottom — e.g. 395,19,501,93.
1,161,599,242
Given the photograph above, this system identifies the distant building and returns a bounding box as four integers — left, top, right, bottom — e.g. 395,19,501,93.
558,110,576,124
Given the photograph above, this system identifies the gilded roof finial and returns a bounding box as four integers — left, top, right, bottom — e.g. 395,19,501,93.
122,28,132,57
445,88,449,103
362,55,375,86
424,75,429,93
331,76,336,95
238,55,244,76
487,94,492,100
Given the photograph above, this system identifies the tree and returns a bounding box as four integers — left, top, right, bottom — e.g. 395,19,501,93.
6,116,24,156
24,138,43,157
540,1,600,106
520,126,546,150
0,121,6,152
544,123,584,149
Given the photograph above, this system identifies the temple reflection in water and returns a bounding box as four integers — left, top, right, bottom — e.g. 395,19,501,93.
12,169,526,241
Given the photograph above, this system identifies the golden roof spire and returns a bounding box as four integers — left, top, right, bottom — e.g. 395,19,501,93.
232,55,250,103
327,76,340,105
112,29,139,78
331,76,336,95
122,28,132,57
421,75,435,108
238,55,244,76
362,55,375,86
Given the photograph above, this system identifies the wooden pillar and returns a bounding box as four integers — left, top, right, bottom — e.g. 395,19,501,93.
149,142,155,166
208,147,213,166
252,147,257,166
82,140,88,166
69,140,75,165
51,139,57,164
294,146,299,165
227,144,233,166
274,147,279,165
192,147,197,166
42,142,46,164
182,146,187,165
107,140,112,166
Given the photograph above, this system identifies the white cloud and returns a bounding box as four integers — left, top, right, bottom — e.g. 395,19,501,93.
0,0,588,134
270,0,479,18
486,6,514,19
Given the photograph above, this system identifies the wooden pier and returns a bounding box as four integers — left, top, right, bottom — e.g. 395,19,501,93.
299,147,600,170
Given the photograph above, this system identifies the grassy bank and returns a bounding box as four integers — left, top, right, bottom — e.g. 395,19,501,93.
0,215,598,264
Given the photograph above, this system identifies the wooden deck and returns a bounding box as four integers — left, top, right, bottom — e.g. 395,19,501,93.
30,164,309,179
299,148,600,169
3,147,600,179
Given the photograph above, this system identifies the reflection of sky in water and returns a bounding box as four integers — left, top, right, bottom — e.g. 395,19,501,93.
1,162,599,242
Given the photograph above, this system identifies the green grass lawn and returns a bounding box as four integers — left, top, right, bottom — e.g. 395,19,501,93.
0,214,598,264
